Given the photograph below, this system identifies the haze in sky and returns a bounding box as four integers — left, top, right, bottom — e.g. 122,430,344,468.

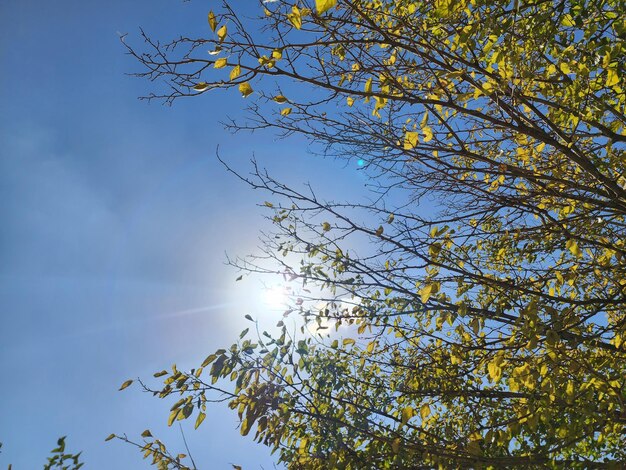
0,1,366,468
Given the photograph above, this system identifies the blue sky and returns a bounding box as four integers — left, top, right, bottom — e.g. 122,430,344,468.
0,1,365,467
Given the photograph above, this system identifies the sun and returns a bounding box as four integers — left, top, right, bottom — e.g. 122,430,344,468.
263,286,288,310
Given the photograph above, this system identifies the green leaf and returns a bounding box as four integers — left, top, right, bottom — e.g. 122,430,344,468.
391,437,401,454
182,403,194,419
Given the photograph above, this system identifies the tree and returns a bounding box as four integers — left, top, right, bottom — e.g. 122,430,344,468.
43,437,84,470
1,437,84,470
120,0,626,467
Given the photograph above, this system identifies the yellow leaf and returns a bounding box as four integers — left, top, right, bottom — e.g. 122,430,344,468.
322,222,331,231
214,58,227,69
105,434,116,442
257,55,274,68
238,82,253,98
401,406,415,425
606,66,619,88
168,409,180,426
404,131,419,149
240,417,251,436
487,360,502,382
346,96,354,107
229,65,241,80
281,107,292,116
208,11,217,31
195,412,206,429
364,77,373,94
566,239,581,257
316,0,337,14
343,338,355,346
299,437,309,454
422,126,433,142
561,14,575,27
273,95,288,103
119,379,133,391
217,25,227,42
420,404,431,419
375,225,384,236
288,6,303,29
420,284,432,303
193,82,210,91
141,429,152,438
272,49,283,60
201,354,217,367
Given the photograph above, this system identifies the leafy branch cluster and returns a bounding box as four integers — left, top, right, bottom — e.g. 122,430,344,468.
118,0,626,468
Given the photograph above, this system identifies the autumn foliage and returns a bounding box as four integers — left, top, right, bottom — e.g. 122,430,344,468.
120,0,626,467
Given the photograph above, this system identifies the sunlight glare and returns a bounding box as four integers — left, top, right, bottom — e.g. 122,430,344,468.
263,286,288,310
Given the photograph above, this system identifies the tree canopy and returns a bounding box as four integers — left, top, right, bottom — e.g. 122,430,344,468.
119,0,626,468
